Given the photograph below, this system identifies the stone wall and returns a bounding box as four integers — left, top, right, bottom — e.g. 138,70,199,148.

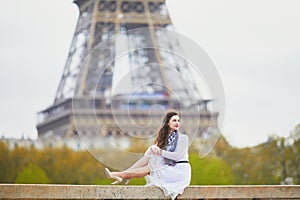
1,184,300,199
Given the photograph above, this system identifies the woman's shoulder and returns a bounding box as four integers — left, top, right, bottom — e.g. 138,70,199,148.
178,133,189,140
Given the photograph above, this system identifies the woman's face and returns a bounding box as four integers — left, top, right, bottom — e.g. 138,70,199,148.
168,115,180,132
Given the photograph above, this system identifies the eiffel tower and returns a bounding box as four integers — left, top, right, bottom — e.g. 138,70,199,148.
36,0,220,149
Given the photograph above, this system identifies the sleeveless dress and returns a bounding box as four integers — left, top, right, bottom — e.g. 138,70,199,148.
144,133,191,200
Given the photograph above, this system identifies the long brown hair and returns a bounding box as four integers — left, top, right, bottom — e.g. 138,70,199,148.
155,110,180,149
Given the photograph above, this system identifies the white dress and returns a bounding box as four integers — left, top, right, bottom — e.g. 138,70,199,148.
144,133,191,200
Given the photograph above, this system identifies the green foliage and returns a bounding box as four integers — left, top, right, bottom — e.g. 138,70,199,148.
0,143,105,184
93,177,111,185
126,177,146,185
16,163,49,184
190,153,234,185
0,142,14,182
37,147,105,184
286,124,300,184
1,123,300,185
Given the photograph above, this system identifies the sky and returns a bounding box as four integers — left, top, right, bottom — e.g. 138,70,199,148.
0,0,299,148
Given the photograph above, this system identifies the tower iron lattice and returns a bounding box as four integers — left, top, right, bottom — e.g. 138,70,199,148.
36,0,219,147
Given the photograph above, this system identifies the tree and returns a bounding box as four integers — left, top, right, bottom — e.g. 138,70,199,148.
15,163,49,184
190,153,234,185
0,142,14,182
289,124,300,184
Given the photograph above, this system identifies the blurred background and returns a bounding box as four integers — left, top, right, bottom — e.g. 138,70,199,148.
0,0,299,185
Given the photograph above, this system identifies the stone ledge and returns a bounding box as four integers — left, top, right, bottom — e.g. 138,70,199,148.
0,184,300,200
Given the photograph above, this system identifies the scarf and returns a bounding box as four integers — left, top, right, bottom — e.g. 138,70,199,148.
164,130,179,166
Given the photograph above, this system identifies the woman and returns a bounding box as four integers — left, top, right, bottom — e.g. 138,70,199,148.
105,110,191,200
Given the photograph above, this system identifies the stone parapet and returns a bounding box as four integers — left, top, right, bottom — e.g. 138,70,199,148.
1,184,300,200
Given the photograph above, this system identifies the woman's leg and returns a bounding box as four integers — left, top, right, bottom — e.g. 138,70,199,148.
111,165,150,179
105,147,152,182
126,155,150,171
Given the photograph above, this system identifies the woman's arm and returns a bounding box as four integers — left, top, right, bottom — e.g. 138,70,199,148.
161,134,189,161
145,145,161,156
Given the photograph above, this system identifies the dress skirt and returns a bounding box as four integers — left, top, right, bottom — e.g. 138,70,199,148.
145,155,191,200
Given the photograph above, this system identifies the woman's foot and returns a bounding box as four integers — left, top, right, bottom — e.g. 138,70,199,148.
105,168,123,184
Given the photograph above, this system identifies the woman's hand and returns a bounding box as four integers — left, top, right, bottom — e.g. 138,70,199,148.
145,145,162,156
150,145,161,155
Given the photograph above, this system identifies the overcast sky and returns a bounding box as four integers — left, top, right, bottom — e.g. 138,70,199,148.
0,0,299,148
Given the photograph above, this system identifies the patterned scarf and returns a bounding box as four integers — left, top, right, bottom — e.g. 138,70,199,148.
164,130,179,166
